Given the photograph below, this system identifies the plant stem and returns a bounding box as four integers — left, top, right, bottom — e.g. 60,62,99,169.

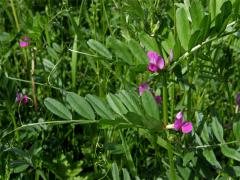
10,112,19,141
31,48,38,112
162,72,176,180
162,72,168,126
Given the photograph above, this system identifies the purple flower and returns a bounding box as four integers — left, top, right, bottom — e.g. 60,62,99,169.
236,93,240,107
15,93,29,105
174,111,192,134
16,93,22,104
23,95,28,105
19,36,30,47
139,83,149,96
154,95,162,104
147,51,165,72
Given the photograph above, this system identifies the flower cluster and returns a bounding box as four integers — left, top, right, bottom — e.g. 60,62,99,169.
16,93,29,105
19,36,30,47
147,51,165,72
139,83,162,104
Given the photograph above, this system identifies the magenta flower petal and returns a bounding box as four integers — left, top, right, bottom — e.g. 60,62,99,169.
148,64,158,72
16,93,22,104
23,95,28,105
174,118,183,131
139,83,149,96
19,41,29,47
236,93,240,107
155,95,162,104
181,122,193,134
147,51,160,64
176,111,183,120
157,57,165,69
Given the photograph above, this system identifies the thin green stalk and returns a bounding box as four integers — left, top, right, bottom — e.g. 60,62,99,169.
119,130,137,177
162,72,168,126
71,34,78,89
162,72,176,180
10,0,28,69
10,0,20,31
10,112,19,141
170,75,175,121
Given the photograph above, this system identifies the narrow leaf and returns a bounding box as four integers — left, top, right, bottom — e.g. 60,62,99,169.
44,98,72,120
203,150,222,169
211,117,224,143
107,93,128,116
107,37,133,65
176,7,190,50
128,39,148,64
86,94,114,120
112,162,120,180
221,145,240,162
66,92,95,120
122,168,131,180
141,91,160,121
138,32,159,52
87,39,112,59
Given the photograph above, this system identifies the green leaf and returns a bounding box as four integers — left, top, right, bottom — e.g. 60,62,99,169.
128,39,148,64
214,1,232,34
86,94,114,120
138,32,159,53
176,7,190,50
161,31,175,54
183,152,195,166
141,91,160,121
221,145,240,162
203,150,222,169
224,166,240,177
10,160,29,173
87,39,112,59
211,117,224,143
122,168,131,180
124,112,144,127
209,0,217,20
44,98,72,120
66,92,95,120
107,93,128,116
198,14,211,42
190,0,204,31
233,121,240,140
47,46,59,60
188,30,200,49
117,90,142,115
112,162,120,180
124,0,144,18
200,122,210,143
107,37,133,65
157,136,178,155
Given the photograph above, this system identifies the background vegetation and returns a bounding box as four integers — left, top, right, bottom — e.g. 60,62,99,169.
0,0,240,179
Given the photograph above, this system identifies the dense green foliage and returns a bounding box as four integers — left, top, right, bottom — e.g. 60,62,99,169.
1,0,240,179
